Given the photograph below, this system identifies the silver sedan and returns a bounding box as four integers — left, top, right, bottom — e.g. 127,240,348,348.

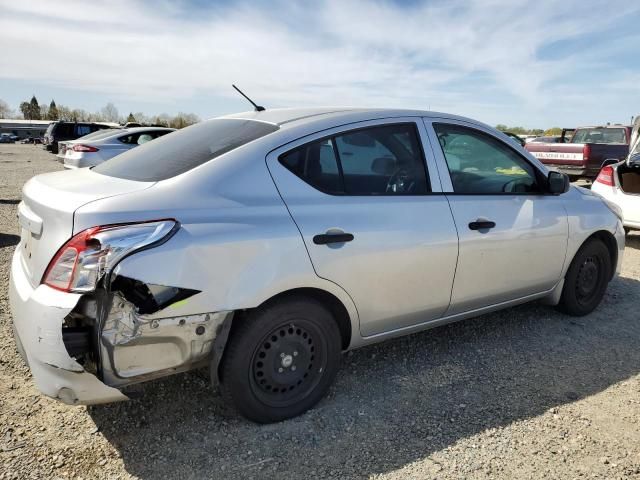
62,126,175,169
9,108,625,422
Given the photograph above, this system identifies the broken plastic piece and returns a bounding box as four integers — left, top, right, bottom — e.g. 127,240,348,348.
110,275,200,314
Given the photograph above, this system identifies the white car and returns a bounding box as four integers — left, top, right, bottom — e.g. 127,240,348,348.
10,107,625,423
592,138,640,233
63,127,175,168
56,128,122,162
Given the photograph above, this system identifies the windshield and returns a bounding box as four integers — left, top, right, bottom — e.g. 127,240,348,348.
571,128,626,144
94,119,279,181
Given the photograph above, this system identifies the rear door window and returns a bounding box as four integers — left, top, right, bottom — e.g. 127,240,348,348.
279,123,430,195
55,123,74,137
75,125,92,136
94,119,279,181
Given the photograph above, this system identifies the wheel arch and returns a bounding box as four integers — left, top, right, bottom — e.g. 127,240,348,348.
250,287,353,350
584,230,618,280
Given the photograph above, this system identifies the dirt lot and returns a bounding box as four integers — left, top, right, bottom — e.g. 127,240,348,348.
1,143,639,480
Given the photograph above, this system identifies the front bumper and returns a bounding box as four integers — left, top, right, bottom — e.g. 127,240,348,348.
8,249,127,405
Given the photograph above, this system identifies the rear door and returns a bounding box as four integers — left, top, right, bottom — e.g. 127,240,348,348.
267,118,459,337
425,119,568,315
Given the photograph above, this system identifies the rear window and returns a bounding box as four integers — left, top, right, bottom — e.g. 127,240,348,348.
54,123,74,137
571,128,627,144
94,119,279,181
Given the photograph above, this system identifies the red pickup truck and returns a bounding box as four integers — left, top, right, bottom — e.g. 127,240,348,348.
525,125,632,180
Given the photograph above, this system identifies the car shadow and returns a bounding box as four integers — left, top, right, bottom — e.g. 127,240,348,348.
90,275,640,479
0,233,20,248
626,232,640,250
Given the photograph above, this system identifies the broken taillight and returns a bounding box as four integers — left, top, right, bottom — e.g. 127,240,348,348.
42,220,177,292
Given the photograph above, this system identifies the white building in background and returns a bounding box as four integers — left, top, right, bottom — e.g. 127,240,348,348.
0,119,52,139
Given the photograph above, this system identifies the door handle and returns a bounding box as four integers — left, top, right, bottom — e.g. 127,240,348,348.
468,220,496,230
313,233,354,245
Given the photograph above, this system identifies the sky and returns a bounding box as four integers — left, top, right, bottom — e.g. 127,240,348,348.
0,0,638,128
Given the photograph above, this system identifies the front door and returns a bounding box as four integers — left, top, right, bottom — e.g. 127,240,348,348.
267,118,459,337
425,119,568,315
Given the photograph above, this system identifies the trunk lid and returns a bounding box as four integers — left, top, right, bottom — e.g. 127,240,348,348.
18,169,154,286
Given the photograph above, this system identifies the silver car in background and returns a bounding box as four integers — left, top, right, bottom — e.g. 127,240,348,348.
9,108,624,423
63,126,175,169
56,128,122,162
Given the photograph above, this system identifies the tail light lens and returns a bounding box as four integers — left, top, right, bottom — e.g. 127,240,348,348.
43,220,176,292
72,144,99,152
595,165,615,186
583,144,591,162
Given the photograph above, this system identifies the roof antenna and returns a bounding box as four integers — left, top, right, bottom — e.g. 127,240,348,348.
232,84,265,112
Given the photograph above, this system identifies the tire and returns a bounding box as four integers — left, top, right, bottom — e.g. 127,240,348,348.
624,227,631,236
218,296,342,423
557,239,611,316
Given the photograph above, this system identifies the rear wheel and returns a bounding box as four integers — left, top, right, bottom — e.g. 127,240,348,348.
218,296,342,423
557,239,611,316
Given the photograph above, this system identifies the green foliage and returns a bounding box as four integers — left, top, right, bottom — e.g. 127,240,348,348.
544,127,562,136
495,125,545,136
47,100,59,120
29,96,41,120
19,96,42,120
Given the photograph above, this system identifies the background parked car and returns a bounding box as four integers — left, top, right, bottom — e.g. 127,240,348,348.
0,133,15,143
592,133,640,234
63,126,175,168
525,125,630,181
43,121,116,154
56,127,123,162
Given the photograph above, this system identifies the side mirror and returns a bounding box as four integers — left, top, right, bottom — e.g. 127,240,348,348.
548,171,570,195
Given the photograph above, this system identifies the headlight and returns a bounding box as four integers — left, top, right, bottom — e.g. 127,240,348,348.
43,220,177,292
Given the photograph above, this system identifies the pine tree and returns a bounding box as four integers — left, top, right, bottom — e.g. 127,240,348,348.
48,100,59,120
29,96,41,120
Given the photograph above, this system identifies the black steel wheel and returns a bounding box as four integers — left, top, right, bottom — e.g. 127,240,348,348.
558,239,611,316
218,296,342,423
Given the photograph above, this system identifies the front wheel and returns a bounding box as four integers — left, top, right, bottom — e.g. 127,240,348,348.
557,239,611,316
218,296,342,423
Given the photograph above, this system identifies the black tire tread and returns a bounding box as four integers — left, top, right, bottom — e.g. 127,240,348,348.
557,238,611,316
218,295,341,423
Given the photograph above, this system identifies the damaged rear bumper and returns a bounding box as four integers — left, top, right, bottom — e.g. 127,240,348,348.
9,249,127,405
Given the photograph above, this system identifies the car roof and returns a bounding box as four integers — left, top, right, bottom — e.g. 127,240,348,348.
222,107,485,129
118,126,175,134
576,125,631,129
67,126,175,144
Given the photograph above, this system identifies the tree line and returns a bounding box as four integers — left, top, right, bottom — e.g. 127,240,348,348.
495,124,563,137
0,96,200,129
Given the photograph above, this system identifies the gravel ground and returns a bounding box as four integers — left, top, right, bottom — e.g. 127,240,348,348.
1,143,640,480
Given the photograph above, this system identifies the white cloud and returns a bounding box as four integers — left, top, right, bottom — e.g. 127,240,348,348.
0,0,638,125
